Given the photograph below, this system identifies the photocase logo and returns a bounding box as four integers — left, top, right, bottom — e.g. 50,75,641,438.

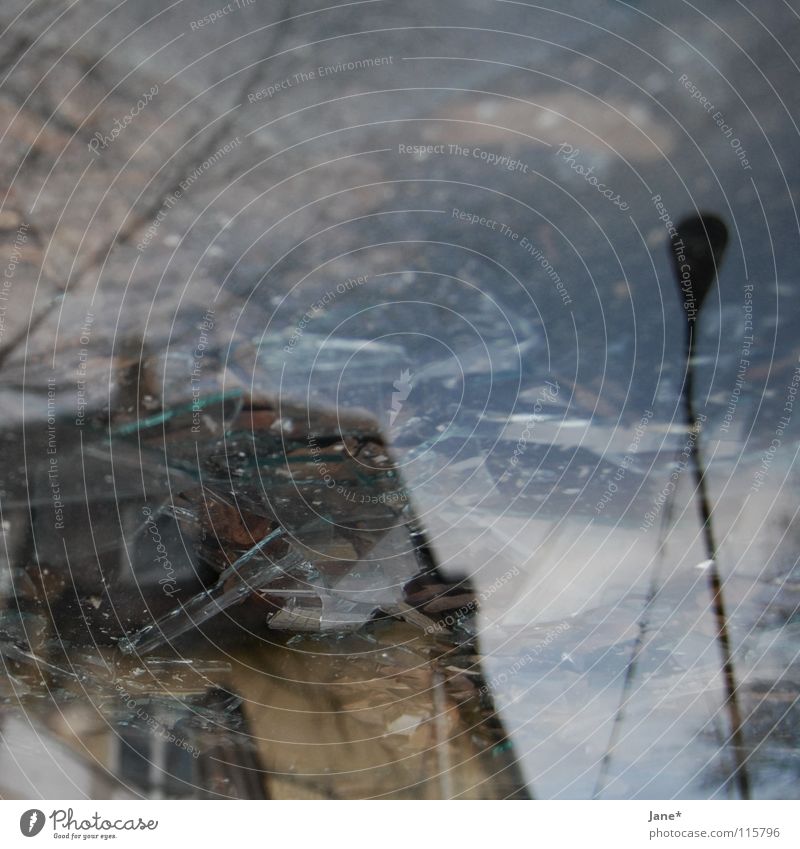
388,369,414,425
19,809,45,837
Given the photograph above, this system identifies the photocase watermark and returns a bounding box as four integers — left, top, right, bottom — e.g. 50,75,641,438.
652,192,710,323
74,311,95,426
452,207,513,233
283,275,369,354
46,377,65,531
388,369,413,426
20,809,45,837
189,0,255,31
720,282,753,434
23,807,158,835
141,506,178,596
652,193,678,238
306,432,409,506
678,74,752,170
137,189,181,252
478,622,571,695
114,681,199,757
640,414,706,532
137,137,241,252
555,143,630,211
249,56,394,102
180,136,242,194
398,142,530,174
191,308,216,433
88,84,158,156
452,208,571,306
424,565,521,635
595,408,654,514
656,201,698,324
0,221,29,345
750,361,800,493
35,807,158,835
498,379,560,481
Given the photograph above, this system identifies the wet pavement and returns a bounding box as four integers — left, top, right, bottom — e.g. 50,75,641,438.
0,0,798,798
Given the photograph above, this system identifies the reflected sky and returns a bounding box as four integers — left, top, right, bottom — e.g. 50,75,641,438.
0,0,798,799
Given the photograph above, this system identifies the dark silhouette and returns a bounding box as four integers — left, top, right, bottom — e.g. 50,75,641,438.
595,213,750,800
670,213,749,800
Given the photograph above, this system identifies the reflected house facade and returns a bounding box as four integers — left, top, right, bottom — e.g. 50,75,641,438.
0,349,528,799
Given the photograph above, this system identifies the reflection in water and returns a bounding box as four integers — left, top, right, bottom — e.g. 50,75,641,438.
0,361,529,798
0,0,798,801
593,213,749,799
1,323,797,798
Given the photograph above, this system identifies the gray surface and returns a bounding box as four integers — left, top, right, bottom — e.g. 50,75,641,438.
1,0,799,798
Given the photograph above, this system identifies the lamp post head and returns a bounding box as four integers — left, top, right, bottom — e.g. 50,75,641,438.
670,213,729,321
